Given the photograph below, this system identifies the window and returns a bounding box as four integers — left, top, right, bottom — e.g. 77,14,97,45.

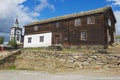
17,31,19,34
107,29,111,42
28,37,32,43
56,22,59,28
34,26,38,31
17,36,19,41
108,18,111,26
16,30,21,34
55,35,59,43
11,30,14,34
40,36,44,42
87,16,95,24
81,31,87,41
75,19,81,26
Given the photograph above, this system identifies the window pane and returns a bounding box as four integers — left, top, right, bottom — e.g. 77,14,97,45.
56,22,59,28
40,36,44,42
75,19,81,26
28,37,32,43
87,16,95,24
81,31,87,41
17,36,19,41
34,26,38,31
108,18,111,26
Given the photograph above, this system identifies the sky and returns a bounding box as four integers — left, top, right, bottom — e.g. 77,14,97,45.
0,0,120,42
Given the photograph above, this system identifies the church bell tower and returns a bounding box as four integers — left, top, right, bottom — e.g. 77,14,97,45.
10,17,23,44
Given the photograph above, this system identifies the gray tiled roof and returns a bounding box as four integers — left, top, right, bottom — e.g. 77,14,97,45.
25,6,111,26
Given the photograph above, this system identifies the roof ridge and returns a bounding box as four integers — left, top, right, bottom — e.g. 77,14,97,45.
25,6,111,26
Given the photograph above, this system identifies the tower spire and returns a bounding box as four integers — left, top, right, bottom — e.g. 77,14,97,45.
14,16,19,27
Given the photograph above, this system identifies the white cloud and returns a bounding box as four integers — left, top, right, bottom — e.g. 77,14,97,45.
54,0,64,2
0,0,55,42
35,0,55,12
114,11,120,34
107,0,120,6
0,0,34,41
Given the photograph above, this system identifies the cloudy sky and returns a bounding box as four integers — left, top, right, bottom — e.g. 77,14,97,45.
0,0,120,42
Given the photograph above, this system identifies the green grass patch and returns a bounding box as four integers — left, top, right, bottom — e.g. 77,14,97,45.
5,65,16,70
115,35,120,39
22,47,94,54
22,47,46,51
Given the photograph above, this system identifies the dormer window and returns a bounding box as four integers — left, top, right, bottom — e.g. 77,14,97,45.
108,18,111,26
87,16,95,24
75,18,81,26
34,26,38,31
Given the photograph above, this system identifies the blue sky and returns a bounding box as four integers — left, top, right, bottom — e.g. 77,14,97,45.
0,0,120,42
23,0,112,20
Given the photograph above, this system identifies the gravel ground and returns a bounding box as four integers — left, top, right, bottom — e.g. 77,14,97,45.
0,70,120,80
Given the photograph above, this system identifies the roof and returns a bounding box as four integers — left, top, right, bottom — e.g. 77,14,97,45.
25,6,113,26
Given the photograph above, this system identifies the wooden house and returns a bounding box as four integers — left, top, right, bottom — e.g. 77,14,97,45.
23,6,116,48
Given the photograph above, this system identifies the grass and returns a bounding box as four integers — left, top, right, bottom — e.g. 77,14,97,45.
5,65,16,70
22,47,46,51
115,35,120,39
22,47,94,54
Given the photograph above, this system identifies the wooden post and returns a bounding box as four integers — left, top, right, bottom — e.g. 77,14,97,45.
0,45,4,51
0,45,2,51
1,45,3,51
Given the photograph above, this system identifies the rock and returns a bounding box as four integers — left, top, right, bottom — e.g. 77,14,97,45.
82,62,90,68
73,55,79,59
96,49,107,54
64,62,75,68
59,59,66,62
92,65,102,69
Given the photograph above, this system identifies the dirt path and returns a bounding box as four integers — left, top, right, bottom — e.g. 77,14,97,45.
0,70,120,80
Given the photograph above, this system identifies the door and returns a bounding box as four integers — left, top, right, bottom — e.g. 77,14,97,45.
53,32,62,45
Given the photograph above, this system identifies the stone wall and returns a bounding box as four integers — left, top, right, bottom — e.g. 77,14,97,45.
0,50,21,69
15,50,120,72
68,45,105,50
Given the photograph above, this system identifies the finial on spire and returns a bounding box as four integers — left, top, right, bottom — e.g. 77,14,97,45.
14,16,19,27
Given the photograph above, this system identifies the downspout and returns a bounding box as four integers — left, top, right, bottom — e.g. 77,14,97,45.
103,13,108,48
68,20,70,47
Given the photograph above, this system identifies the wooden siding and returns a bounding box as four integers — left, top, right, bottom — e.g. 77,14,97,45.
24,8,116,46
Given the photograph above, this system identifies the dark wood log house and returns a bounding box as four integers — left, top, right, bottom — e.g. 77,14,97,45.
23,6,116,48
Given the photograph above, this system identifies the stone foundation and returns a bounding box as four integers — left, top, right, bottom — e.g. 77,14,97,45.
64,45,106,50
15,50,120,72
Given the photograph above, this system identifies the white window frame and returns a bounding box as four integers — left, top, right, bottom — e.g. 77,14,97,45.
87,16,95,24
75,18,81,26
81,31,87,41
40,36,44,42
